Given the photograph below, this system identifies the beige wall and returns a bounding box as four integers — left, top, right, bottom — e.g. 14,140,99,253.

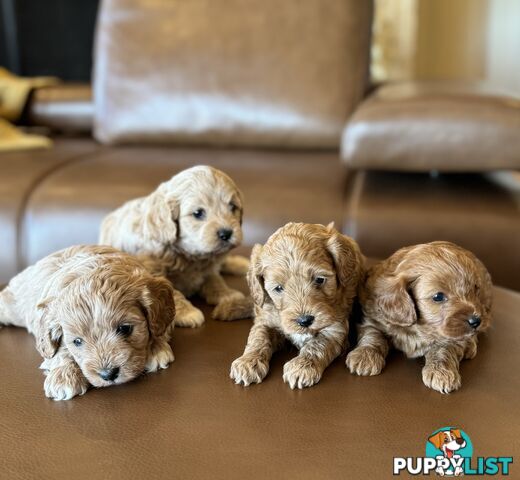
372,0,520,93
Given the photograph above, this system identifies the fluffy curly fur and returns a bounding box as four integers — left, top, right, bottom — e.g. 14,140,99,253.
99,165,251,326
346,241,493,393
230,223,364,389
0,246,176,400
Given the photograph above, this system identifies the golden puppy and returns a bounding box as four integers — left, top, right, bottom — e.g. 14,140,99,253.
230,223,364,389
0,246,176,400
100,166,251,327
346,241,492,393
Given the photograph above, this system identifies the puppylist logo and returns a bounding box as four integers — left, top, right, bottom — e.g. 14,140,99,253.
393,427,513,476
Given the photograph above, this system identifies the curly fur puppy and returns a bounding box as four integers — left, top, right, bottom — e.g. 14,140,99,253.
100,166,251,327
346,241,492,394
0,245,176,400
230,223,364,389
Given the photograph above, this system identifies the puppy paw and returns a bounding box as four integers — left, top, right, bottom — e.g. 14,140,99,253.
464,338,478,360
213,295,254,322
422,364,462,394
146,339,175,373
221,290,246,303
346,347,385,376
174,307,205,328
44,366,89,401
283,357,322,389
230,354,269,386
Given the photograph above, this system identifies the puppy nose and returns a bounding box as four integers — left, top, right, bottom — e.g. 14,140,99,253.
296,314,315,328
468,314,481,329
456,437,465,445
217,228,233,242
99,367,120,381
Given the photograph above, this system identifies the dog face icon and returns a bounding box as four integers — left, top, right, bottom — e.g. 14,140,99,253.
428,429,467,476
428,429,467,459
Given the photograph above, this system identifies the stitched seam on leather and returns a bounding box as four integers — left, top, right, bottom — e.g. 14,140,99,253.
16,146,104,273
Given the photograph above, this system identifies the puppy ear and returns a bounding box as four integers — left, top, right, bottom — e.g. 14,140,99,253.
326,230,364,290
235,187,245,225
247,244,267,307
452,429,461,438
140,276,176,338
141,192,179,250
35,299,62,359
428,432,445,450
375,274,417,326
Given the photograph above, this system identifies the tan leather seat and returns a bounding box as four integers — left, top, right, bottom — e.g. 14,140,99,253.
0,139,100,283
0,276,518,479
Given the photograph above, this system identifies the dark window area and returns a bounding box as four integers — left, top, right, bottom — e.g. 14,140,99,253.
0,0,99,81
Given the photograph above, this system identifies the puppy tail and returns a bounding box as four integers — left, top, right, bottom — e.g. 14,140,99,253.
220,255,250,276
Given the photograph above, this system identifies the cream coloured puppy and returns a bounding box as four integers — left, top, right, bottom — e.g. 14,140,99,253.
100,166,251,327
0,245,176,400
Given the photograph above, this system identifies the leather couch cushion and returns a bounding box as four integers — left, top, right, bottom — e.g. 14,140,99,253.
14,143,520,291
0,277,518,478
23,145,347,268
0,139,100,284
344,170,520,291
93,0,373,148
342,82,520,171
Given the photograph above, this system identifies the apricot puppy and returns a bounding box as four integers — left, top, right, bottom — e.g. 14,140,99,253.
100,165,251,327
346,241,492,393
231,223,364,389
0,246,176,400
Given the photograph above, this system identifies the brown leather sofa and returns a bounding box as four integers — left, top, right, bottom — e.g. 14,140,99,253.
1,1,519,478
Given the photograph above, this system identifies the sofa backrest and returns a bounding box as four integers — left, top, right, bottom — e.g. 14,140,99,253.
93,0,373,148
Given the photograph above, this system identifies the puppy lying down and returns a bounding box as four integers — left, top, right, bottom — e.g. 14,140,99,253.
0,246,176,400
100,165,252,327
347,241,492,393
231,223,364,389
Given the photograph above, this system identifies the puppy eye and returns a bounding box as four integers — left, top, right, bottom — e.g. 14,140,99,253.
116,324,133,336
192,208,206,220
273,285,284,294
314,276,326,286
73,338,83,347
432,292,447,302
229,202,238,214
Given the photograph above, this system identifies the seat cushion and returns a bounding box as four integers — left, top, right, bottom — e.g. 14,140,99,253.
93,0,373,148
0,139,100,284
0,276,518,479
342,81,520,171
22,146,347,268
343,170,520,290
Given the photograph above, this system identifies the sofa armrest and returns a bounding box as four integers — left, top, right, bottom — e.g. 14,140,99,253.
25,84,93,133
341,81,520,172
